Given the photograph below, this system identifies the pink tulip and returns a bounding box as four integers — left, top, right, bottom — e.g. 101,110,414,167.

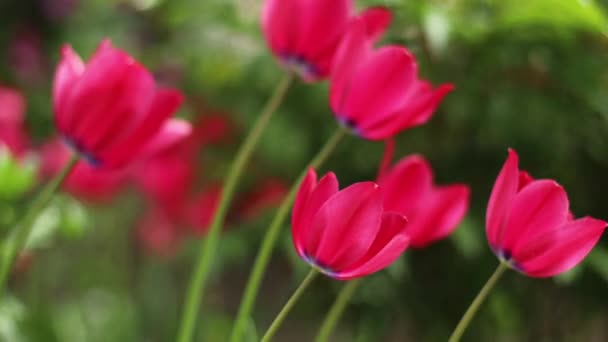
486,149,607,277
237,178,288,220
137,207,183,257
185,185,222,235
40,138,128,202
330,17,453,140
262,0,391,82
53,39,186,169
291,168,409,280
378,154,470,248
0,87,28,156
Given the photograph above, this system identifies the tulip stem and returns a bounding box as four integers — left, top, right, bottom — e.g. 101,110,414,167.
176,73,294,342
315,279,361,342
448,262,509,342
261,268,318,342
0,153,78,297
229,126,347,342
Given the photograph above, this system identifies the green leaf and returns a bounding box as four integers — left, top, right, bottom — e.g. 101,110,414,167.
0,148,38,201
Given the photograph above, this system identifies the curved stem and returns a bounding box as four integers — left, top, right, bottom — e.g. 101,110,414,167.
448,262,509,342
229,127,347,342
315,279,361,342
0,153,78,297
176,73,293,342
261,269,318,342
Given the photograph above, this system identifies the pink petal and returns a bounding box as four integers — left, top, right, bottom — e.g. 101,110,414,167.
408,185,470,247
99,88,183,168
261,0,302,57
485,149,520,249
518,217,607,277
342,46,417,133
501,179,569,254
292,168,318,256
138,119,192,159
378,154,433,215
335,212,409,280
309,182,382,270
358,6,392,41
53,44,84,131
294,172,339,258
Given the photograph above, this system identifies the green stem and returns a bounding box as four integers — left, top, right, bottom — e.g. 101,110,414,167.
176,73,293,342
315,279,361,342
229,127,347,342
261,269,318,342
0,153,78,297
448,262,509,342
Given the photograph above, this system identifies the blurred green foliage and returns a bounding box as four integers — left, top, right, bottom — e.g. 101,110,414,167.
1,0,608,341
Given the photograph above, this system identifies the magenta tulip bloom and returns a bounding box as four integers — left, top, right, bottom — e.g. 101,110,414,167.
262,0,391,82
53,39,185,169
330,17,453,140
487,149,607,277
378,155,470,248
292,168,409,280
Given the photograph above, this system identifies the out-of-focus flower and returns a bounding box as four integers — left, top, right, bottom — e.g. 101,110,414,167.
378,154,470,248
185,184,223,235
330,17,453,140
137,207,183,257
291,168,409,280
486,149,607,277
41,0,79,21
192,114,233,145
261,0,391,82
237,178,288,220
53,39,188,169
40,138,128,202
9,29,46,84
0,87,28,156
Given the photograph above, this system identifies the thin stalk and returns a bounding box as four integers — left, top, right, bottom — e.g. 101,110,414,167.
176,73,294,342
0,153,78,296
261,269,318,342
448,262,509,342
229,127,347,342
315,279,361,342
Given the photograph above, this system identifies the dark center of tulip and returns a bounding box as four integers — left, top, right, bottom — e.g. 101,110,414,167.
280,54,320,82
302,252,337,278
62,136,101,167
337,116,362,136
496,248,522,272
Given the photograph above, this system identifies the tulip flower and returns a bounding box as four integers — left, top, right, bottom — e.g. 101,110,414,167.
0,87,28,156
185,184,223,235
53,39,186,169
292,168,409,280
137,207,183,256
330,17,453,140
40,138,128,202
262,0,391,82
237,178,288,220
378,154,470,248
487,149,607,277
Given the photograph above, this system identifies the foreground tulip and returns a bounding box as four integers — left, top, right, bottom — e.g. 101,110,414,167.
292,168,409,280
378,154,470,247
448,149,607,342
486,149,606,277
53,39,185,169
262,0,391,82
330,17,453,140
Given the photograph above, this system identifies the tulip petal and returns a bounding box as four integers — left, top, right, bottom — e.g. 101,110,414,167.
358,7,392,41
486,149,519,249
518,217,606,277
53,45,84,131
294,172,339,257
378,154,433,215
408,185,470,247
261,0,302,57
292,169,317,256
309,182,382,270
99,88,183,168
501,179,569,255
335,212,409,280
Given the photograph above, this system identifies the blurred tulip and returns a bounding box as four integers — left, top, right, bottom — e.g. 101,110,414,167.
0,87,28,156
53,39,187,169
185,184,222,235
137,207,183,256
261,0,391,82
9,29,46,84
40,138,128,202
486,149,607,277
237,178,288,220
378,154,470,248
192,114,233,145
291,168,409,280
330,17,453,140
